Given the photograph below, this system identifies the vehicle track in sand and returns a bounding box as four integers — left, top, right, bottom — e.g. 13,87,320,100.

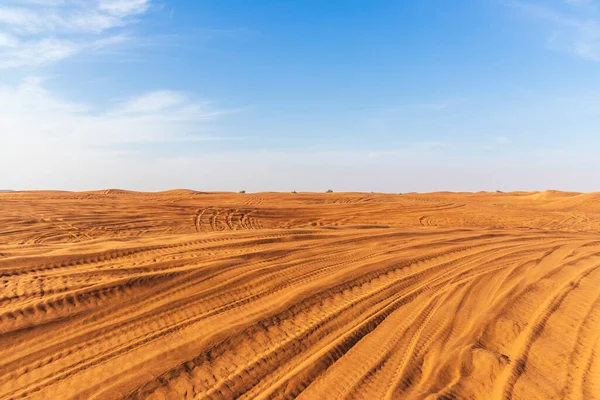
2,190,600,399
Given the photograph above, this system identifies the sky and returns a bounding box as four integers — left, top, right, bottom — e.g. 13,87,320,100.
1,0,600,192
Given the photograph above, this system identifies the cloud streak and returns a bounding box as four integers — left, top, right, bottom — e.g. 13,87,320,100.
507,0,600,61
0,77,228,153
0,0,151,68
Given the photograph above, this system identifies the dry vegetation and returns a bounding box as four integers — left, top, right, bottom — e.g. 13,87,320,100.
1,189,600,399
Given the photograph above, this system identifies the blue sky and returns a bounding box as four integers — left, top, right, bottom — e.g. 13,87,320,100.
1,0,600,192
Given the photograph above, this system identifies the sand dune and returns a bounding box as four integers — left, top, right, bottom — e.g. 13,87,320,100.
1,191,600,399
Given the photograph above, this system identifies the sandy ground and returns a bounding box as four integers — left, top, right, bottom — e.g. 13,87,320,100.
1,190,600,399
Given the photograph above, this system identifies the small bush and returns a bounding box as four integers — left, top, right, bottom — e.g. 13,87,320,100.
239,190,246,194
496,190,503,193
291,190,297,194
326,189,333,193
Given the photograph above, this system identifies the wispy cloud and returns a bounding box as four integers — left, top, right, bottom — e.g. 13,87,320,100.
0,0,151,68
507,0,600,61
120,91,189,114
0,77,229,151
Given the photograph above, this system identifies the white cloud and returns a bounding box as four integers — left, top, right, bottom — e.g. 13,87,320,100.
6,1,67,5
0,32,18,47
0,77,227,155
121,91,188,114
0,37,78,68
565,0,592,5
508,0,600,61
98,0,150,17
0,0,150,68
0,78,243,191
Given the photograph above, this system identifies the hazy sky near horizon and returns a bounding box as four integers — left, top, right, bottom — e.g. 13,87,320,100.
1,0,600,192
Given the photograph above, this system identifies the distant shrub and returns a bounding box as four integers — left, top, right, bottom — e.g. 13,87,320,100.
326,189,333,193
239,190,246,194
291,190,297,194
496,190,503,193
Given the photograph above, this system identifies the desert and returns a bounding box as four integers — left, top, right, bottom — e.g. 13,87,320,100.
3,0,599,398
1,190,599,399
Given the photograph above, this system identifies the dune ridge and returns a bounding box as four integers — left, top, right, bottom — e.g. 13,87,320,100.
1,190,600,399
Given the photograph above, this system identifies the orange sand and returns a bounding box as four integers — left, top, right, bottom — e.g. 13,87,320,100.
1,190,600,399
